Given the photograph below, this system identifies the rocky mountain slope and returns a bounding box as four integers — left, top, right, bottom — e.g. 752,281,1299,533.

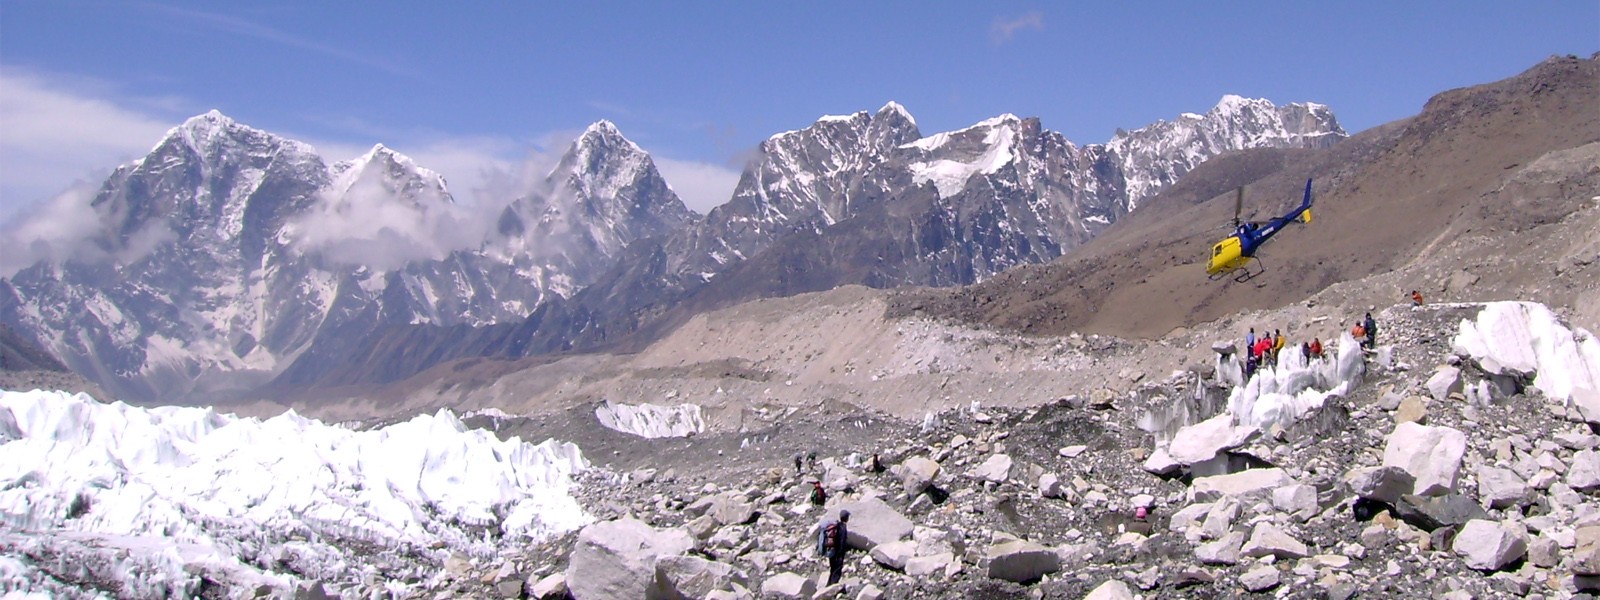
889,53,1600,341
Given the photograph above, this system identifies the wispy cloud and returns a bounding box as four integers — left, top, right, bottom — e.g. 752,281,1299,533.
990,11,1045,45
654,157,741,215
139,3,414,78
0,68,177,224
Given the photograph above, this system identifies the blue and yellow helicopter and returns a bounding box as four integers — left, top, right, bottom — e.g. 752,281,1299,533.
1206,179,1314,282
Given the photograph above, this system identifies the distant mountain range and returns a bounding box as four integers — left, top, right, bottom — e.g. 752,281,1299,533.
0,98,1344,403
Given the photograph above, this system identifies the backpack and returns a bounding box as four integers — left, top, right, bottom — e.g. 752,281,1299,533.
817,521,841,555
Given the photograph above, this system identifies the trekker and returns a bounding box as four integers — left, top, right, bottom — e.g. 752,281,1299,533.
1363,313,1377,349
1411,290,1424,306
794,454,804,474
1254,336,1273,369
868,453,883,474
817,510,851,586
1301,342,1311,363
806,451,818,471
1310,337,1323,360
1245,328,1256,353
1245,351,1259,380
1272,329,1286,365
810,481,827,506
1351,321,1366,343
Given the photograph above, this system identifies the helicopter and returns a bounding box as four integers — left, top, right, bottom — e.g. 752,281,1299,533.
1206,178,1314,282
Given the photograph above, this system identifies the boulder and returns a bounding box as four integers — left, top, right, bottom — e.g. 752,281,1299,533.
709,494,758,526
818,498,913,550
1344,466,1416,504
1453,520,1528,571
970,454,1014,483
1476,466,1528,509
904,552,956,577
1574,525,1600,576
1272,483,1319,516
566,518,695,600
895,456,941,494
1568,449,1600,490
1395,396,1427,424
1240,522,1309,560
1168,413,1259,464
986,539,1061,583
1394,493,1489,532
1039,473,1064,498
1382,422,1467,495
654,555,747,600
1195,530,1247,565
1426,366,1463,402
1189,468,1292,503
1240,565,1281,592
1142,447,1181,475
1083,579,1135,600
529,573,568,599
868,540,916,570
759,573,815,599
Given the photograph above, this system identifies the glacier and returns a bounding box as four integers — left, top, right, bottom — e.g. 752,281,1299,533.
0,390,590,598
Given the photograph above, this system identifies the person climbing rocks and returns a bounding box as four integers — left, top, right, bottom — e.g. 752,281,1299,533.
1271,329,1286,366
794,453,804,474
1411,290,1424,305
806,451,818,472
1245,327,1256,354
1363,312,1377,349
817,510,851,586
867,452,883,474
810,480,827,506
1310,337,1323,360
1351,320,1366,343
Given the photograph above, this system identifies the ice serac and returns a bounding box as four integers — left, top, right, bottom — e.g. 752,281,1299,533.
1453,301,1600,423
0,389,591,596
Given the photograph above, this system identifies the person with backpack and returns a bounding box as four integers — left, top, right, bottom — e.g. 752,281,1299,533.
817,510,851,586
810,481,827,506
1363,312,1377,349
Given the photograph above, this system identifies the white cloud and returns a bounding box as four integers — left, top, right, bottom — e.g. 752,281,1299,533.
654,157,741,214
0,69,176,225
990,11,1045,46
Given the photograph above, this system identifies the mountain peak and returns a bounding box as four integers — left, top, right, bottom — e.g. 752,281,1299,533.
876,101,917,127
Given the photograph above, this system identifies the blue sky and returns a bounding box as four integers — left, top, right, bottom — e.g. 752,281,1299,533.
1,2,1595,223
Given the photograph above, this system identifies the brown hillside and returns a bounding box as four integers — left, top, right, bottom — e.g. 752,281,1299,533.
890,54,1600,339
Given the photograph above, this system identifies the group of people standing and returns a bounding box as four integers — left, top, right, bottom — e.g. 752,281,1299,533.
1242,311,1379,380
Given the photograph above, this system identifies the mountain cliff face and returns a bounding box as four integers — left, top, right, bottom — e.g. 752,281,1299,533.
1,96,1344,402
0,113,690,402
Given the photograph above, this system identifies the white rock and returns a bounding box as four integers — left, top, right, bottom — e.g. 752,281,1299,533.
1239,565,1281,592
1189,468,1293,503
759,572,816,599
1060,445,1088,458
566,518,695,600
868,540,916,570
986,539,1061,583
1195,530,1247,565
818,498,913,550
1083,579,1135,600
1569,449,1600,490
894,456,941,495
904,552,956,577
1476,466,1528,509
655,555,748,600
529,573,567,599
1039,473,1063,499
1168,413,1259,464
1426,367,1463,403
1142,447,1181,475
1241,522,1309,560
1272,483,1319,515
1453,520,1528,571
970,454,1014,483
1382,422,1467,496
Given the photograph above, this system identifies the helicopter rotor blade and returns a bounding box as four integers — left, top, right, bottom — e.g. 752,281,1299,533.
1232,186,1244,227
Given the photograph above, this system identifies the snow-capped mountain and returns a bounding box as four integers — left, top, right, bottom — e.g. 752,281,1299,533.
0,112,690,402
522,97,1345,356
1109,95,1345,210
